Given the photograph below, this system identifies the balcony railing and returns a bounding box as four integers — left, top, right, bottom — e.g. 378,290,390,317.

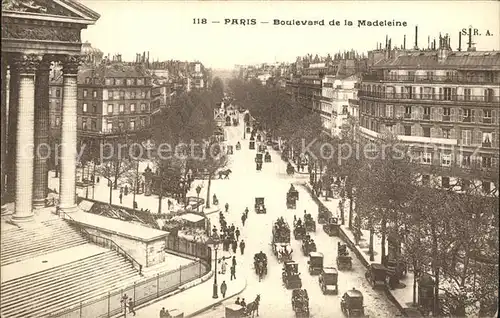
363,74,499,84
358,91,499,103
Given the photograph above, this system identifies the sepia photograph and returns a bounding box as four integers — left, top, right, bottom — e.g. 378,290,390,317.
0,0,499,317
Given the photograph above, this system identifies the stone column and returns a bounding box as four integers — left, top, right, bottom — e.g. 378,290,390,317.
6,60,19,200
33,60,51,208
58,56,80,213
12,54,41,223
1,57,7,199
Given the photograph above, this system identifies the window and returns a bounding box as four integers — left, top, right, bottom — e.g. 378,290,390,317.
83,89,88,98
483,109,492,123
92,103,97,113
423,127,431,137
442,128,451,139
93,90,97,98
140,103,146,112
482,132,492,147
141,117,146,127
422,153,432,164
82,103,88,112
127,78,134,86
109,90,115,100
130,103,136,112
441,153,452,166
482,156,492,168
118,121,124,130
129,120,135,130
461,130,472,145
107,121,113,131
105,78,111,86
484,88,494,102
119,90,125,100
131,91,136,99
463,108,472,122
423,106,431,119
386,104,393,118
426,72,433,80
462,154,471,167
404,125,412,136
56,89,61,97
443,87,452,101
441,176,450,188
342,105,349,115
82,120,87,130
137,78,144,86
115,79,122,86
119,104,125,113
464,88,471,101
85,77,91,84
107,104,113,114
55,117,60,127
482,182,491,193
91,119,97,130
404,106,412,118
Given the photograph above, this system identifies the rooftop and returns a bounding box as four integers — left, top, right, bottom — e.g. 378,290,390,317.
78,63,152,83
373,51,500,70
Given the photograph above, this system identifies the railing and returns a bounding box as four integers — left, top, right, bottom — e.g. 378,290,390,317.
61,212,143,275
52,234,211,318
363,74,500,84
358,91,499,103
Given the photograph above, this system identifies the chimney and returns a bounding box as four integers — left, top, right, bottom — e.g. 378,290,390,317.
403,34,406,50
385,35,388,49
458,32,462,51
428,36,430,50
467,27,476,51
414,25,418,49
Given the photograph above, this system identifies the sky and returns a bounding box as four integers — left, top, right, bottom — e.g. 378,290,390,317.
79,0,500,69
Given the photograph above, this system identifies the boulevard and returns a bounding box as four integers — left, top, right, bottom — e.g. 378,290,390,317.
195,114,400,317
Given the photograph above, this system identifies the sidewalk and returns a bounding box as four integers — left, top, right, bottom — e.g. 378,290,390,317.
301,182,415,314
131,270,246,318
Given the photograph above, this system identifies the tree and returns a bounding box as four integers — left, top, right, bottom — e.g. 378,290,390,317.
211,77,224,101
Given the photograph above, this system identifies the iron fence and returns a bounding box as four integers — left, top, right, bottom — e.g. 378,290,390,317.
52,237,211,318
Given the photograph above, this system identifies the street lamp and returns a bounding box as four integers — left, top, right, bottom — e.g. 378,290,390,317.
196,185,202,211
206,237,220,299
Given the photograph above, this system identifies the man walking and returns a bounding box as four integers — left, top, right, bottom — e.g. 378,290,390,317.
220,280,227,298
239,240,246,255
235,228,240,241
128,298,136,316
231,240,237,253
119,192,123,204
230,265,236,281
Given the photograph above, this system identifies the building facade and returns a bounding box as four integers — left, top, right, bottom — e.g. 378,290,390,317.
358,35,499,193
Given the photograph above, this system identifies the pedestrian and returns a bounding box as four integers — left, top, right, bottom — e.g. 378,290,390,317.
231,223,235,232
235,297,240,305
240,298,246,308
220,258,227,274
220,280,227,298
225,202,229,212
160,307,166,318
239,240,246,255
230,265,236,280
235,228,240,241
231,240,237,253
119,193,123,204
167,199,172,210
128,298,136,316
241,213,246,226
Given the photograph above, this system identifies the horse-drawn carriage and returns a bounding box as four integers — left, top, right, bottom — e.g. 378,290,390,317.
246,126,251,133
319,267,339,295
257,134,262,142
258,144,266,152
293,222,306,240
365,263,387,288
272,218,292,261
288,185,299,200
264,151,271,162
317,205,332,224
249,141,255,150
301,237,316,255
304,213,316,232
286,162,295,175
236,141,241,150
227,145,234,155
341,289,365,317
254,252,267,282
337,243,352,270
255,153,263,171
307,252,323,275
255,197,266,214
282,261,302,289
225,304,245,318
291,288,309,317
323,217,340,236
232,118,239,126
287,192,297,209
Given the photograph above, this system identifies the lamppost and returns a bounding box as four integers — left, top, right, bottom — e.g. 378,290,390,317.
206,237,220,298
196,185,202,211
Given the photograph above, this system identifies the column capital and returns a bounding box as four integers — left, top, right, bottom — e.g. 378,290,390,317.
62,55,83,76
12,54,43,75
36,60,51,74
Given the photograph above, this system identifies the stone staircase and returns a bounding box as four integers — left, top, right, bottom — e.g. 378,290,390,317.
0,218,87,266
0,250,141,318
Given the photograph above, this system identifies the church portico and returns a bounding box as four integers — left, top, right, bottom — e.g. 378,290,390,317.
1,0,100,224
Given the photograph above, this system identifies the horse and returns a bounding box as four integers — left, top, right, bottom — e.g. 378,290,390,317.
255,260,265,282
218,169,232,179
245,294,261,317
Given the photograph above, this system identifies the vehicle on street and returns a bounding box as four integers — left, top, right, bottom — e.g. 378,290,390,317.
340,288,365,317
255,197,266,214
286,162,295,175
293,222,306,240
272,218,292,261
291,288,309,317
235,141,241,150
227,145,234,155
255,153,263,171
336,243,353,270
249,140,255,150
282,261,302,289
254,252,267,282
304,213,316,232
225,304,245,318
307,252,323,275
301,237,316,255
264,151,271,162
323,217,340,236
287,191,297,209
319,267,339,295
317,206,332,224
365,263,388,288
258,144,266,152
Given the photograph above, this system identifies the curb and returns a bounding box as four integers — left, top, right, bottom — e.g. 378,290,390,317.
301,182,410,317
202,206,222,216
186,278,248,318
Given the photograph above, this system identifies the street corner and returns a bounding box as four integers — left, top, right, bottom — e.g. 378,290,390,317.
186,277,247,318
201,205,222,215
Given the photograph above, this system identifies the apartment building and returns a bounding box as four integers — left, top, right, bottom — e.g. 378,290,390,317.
358,35,499,193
